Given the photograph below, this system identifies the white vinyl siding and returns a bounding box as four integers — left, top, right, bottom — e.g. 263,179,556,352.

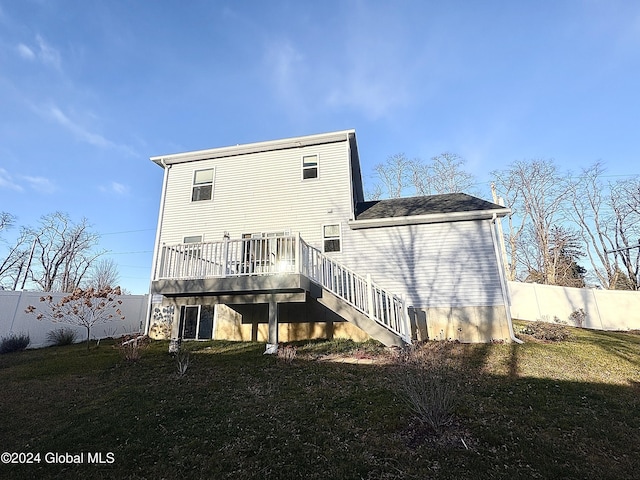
158,139,352,253
340,220,504,308
153,133,506,313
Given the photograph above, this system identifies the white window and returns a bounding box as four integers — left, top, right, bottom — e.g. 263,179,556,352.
182,235,202,260
183,235,203,244
192,169,214,202
323,224,341,252
302,154,318,180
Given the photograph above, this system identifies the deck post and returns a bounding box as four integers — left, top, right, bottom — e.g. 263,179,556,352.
222,234,230,277
294,232,301,274
265,296,278,354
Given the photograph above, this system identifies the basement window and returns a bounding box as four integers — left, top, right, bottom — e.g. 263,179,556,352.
323,224,341,253
302,154,318,180
182,235,202,259
183,235,203,244
192,169,214,202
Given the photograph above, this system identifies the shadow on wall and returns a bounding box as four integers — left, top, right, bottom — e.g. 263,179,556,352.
217,299,366,343
355,219,511,343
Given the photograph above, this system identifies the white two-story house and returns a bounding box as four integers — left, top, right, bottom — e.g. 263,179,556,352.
146,129,516,349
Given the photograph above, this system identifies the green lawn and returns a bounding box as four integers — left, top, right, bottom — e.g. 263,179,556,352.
1,323,639,479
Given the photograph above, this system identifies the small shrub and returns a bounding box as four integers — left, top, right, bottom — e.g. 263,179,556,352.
176,351,190,377
0,333,30,354
520,321,571,341
397,343,457,435
117,335,150,362
46,327,78,346
569,308,587,328
277,344,297,364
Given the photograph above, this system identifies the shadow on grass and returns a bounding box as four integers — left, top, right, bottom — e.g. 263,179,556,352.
0,336,639,480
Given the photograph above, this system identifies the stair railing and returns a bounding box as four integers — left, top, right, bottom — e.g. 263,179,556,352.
299,237,411,343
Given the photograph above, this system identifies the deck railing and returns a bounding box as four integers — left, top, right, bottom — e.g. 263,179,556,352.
157,235,298,279
156,234,410,342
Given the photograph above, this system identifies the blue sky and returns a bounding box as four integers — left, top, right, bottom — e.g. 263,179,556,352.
1,0,639,294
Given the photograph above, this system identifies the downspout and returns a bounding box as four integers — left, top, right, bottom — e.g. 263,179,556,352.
491,213,523,344
144,160,171,335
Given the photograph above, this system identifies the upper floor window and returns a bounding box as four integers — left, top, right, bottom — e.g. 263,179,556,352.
302,154,318,180
323,224,341,253
192,169,214,202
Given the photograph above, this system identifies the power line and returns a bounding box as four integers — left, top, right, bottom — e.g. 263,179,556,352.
605,243,640,254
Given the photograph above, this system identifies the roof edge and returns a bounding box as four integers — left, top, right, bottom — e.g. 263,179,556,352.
348,208,511,229
151,129,356,167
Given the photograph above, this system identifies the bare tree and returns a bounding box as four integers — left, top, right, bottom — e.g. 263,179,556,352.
0,213,29,289
372,153,413,198
427,153,476,195
569,163,618,288
0,228,31,289
608,178,640,290
365,183,383,201
491,159,572,284
26,212,104,292
370,152,477,200
85,258,121,290
0,212,15,232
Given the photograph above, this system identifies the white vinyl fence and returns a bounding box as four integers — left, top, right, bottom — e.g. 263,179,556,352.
0,290,148,348
508,281,640,331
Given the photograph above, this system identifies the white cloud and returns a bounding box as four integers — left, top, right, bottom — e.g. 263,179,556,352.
323,11,413,120
263,39,304,98
16,43,35,60
0,168,56,193
261,24,412,121
326,73,409,120
15,35,61,69
111,182,129,195
99,182,130,196
35,35,61,70
41,104,137,157
22,175,56,194
48,105,113,149
0,168,23,192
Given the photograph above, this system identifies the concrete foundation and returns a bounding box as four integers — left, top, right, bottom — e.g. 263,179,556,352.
409,305,512,343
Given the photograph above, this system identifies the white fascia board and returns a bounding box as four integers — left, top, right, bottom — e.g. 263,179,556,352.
347,208,511,230
150,129,355,167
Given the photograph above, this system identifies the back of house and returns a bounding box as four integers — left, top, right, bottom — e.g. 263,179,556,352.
147,129,515,348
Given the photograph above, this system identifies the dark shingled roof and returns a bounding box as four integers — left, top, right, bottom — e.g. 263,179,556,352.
355,193,504,220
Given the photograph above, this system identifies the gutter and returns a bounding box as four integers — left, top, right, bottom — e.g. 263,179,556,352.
150,129,355,167
348,208,511,229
